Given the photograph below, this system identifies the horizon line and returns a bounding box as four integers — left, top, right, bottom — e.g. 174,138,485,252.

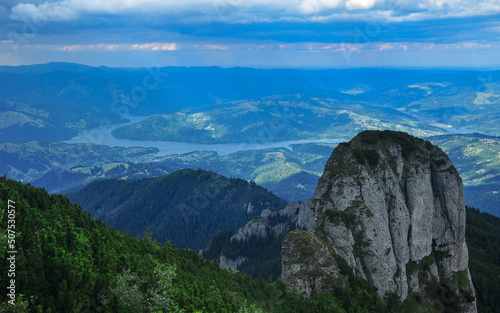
2,61,500,71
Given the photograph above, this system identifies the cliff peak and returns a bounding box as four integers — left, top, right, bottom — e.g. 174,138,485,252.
282,130,477,312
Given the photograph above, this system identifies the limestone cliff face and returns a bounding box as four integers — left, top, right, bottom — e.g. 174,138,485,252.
205,199,312,277
282,130,477,312
230,199,312,243
218,255,248,272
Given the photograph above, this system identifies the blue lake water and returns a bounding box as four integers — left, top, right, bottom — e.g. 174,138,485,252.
63,116,342,156
63,115,480,157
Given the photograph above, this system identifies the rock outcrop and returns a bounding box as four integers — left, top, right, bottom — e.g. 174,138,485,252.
282,130,477,312
204,199,312,279
281,229,341,297
230,198,312,243
218,255,249,272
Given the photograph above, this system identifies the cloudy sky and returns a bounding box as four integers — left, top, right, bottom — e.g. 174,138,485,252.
0,0,499,68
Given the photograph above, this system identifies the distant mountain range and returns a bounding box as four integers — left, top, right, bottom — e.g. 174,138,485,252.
3,134,497,216
1,62,499,216
1,63,499,143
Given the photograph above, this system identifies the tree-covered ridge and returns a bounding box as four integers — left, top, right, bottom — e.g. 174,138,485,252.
0,177,407,312
203,212,295,281
0,140,159,183
67,169,288,251
466,207,500,313
32,162,172,194
111,96,444,144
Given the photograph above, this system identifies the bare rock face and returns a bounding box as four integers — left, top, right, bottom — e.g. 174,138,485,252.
282,130,477,312
230,198,312,243
205,199,312,276
218,255,248,272
281,230,341,297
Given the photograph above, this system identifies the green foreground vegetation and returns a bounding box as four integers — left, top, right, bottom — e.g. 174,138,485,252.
0,178,499,312
466,207,500,313
1,177,409,313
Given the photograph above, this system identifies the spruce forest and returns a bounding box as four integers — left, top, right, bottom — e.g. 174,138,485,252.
1,175,499,312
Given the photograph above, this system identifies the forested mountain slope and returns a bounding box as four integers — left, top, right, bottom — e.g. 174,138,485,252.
0,176,411,313
68,169,287,251
466,208,500,313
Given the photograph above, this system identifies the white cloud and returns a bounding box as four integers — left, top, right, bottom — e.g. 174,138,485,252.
16,40,495,53
14,42,232,52
9,0,500,23
11,2,78,22
31,42,179,52
299,0,343,14
345,0,378,10
130,43,178,51
191,44,229,50
486,26,500,33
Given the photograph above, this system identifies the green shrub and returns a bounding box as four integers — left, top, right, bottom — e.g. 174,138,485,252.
325,208,356,228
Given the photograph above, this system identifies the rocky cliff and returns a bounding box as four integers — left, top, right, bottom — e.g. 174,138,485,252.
204,199,312,280
282,130,477,312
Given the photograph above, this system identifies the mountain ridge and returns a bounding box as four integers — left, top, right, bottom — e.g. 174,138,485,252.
68,168,287,251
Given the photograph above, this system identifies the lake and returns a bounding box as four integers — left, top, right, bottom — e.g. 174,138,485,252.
63,116,342,156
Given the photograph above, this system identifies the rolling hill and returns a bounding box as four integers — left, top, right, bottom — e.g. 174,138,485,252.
111,95,447,143
0,141,158,182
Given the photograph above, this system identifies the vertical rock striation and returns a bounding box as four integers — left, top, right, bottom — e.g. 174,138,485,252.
282,130,477,312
